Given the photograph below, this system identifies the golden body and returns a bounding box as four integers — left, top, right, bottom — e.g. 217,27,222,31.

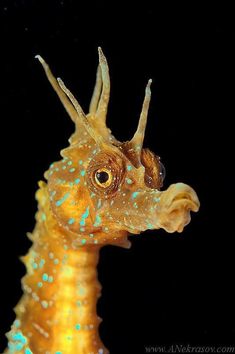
9,183,106,353
4,48,199,353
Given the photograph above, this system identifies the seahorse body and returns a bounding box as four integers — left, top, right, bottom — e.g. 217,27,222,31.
4,48,199,354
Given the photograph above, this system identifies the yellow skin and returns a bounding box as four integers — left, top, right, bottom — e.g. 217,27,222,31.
4,48,199,354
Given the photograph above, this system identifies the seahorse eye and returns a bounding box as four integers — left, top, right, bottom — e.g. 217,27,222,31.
95,168,112,188
159,162,166,181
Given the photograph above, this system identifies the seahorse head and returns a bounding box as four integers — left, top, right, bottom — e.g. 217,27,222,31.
37,48,199,248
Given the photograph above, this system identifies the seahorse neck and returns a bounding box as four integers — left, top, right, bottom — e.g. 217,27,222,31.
13,238,108,353
48,244,106,353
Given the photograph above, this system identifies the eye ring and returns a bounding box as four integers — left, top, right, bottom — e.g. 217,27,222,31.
94,168,113,188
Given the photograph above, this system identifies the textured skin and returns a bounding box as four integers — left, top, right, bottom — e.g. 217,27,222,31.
3,49,199,354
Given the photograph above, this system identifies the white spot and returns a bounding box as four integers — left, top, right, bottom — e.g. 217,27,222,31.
32,322,49,338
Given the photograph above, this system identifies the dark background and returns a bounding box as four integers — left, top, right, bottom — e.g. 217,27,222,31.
0,1,234,353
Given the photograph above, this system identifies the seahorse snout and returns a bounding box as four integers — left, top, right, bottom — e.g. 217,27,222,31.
156,183,200,233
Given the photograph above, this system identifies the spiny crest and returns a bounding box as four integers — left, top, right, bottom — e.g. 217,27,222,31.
35,47,151,162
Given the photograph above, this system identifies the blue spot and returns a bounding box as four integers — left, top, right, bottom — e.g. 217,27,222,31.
39,259,45,268
67,161,73,165
83,206,89,218
80,170,86,176
13,319,20,328
154,197,160,202
69,168,76,173
55,352,62,354
24,348,33,354
38,282,43,288
80,227,85,232
75,323,81,330
80,206,90,226
74,178,80,184
41,213,46,221
68,218,75,225
132,192,139,199
25,349,33,354
42,273,48,281
62,165,66,170
32,262,38,269
81,239,86,245
16,342,24,350
94,215,102,227
55,192,70,206
12,331,27,344
90,192,96,198
48,276,54,283
79,160,83,165
126,178,133,185
147,223,154,229
127,165,132,171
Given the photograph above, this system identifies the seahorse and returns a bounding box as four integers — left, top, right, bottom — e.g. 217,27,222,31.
3,48,200,354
